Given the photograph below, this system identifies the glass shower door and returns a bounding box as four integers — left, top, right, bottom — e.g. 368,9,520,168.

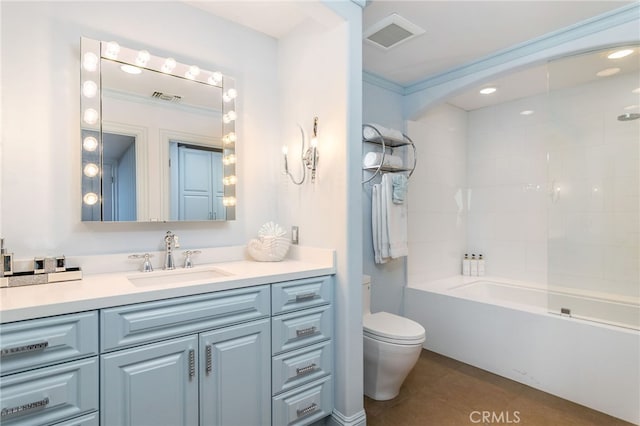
545,46,640,330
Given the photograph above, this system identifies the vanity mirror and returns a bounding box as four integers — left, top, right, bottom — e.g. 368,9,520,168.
80,37,236,222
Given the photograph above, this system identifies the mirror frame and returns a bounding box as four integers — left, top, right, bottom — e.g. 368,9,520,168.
80,37,236,222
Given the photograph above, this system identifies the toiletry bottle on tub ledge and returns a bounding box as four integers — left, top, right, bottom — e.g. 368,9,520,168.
478,254,485,276
470,254,478,276
462,253,470,276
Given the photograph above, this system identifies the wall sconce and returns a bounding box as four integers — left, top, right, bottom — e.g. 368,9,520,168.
283,117,319,185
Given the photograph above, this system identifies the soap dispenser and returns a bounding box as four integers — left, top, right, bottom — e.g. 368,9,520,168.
1,238,14,277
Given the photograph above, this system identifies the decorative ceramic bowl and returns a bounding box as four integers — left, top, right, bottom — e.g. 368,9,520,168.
247,222,291,262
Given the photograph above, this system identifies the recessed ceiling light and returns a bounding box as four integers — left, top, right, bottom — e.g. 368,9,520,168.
121,64,142,74
520,110,535,116
607,49,634,59
479,87,497,95
596,67,621,77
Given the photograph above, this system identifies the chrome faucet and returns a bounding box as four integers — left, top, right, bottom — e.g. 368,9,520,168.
163,231,179,270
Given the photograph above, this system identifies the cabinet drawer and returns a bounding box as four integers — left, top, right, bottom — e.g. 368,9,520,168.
0,357,98,426
272,305,332,355
0,311,98,376
272,276,332,315
51,412,99,426
101,285,270,351
272,340,332,395
272,375,332,426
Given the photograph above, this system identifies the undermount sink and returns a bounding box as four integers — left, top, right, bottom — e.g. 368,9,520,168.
127,267,233,286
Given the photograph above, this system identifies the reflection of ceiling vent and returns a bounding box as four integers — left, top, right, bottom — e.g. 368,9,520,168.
364,13,425,50
152,91,182,103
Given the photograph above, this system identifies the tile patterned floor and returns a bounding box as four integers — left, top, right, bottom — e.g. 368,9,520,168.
364,350,634,426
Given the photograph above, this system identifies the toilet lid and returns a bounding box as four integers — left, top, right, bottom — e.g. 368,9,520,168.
363,312,425,342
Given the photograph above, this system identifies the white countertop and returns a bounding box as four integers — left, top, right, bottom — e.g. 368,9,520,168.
0,246,335,323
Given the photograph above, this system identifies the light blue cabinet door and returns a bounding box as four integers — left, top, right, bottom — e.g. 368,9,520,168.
101,335,199,426
200,318,270,426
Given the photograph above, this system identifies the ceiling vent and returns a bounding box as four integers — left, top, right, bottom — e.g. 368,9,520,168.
364,13,425,50
152,91,182,103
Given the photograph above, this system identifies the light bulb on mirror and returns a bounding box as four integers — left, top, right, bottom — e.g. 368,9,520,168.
162,57,176,73
223,89,237,102
223,175,237,186
222,197,236,207
136,50,150,67
208,72,223,85
83,163,99,177
222,154,236,165
105,41,120,59
82,52,98,72
82,80,98,98
83,192,99,205
83,163,100,178
83,108,99,125
83,136,98,152
185,65,200,80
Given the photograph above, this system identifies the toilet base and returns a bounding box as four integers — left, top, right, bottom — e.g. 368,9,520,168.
363,335,423,401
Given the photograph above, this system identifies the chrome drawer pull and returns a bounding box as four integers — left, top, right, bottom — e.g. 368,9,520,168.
295,292,316,302
295,363,317,376
296,402,318,418
206,345,212,376
0,341,49,357
188,349,196,380
296,326,317,338
1,397,50,418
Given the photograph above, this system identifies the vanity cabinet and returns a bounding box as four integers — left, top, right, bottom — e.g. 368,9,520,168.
100,285,271,426
0,311,99,426
0,275,334,426
271,276,334,426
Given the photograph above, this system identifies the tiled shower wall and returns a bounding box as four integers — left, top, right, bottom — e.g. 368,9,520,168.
407,104,467,284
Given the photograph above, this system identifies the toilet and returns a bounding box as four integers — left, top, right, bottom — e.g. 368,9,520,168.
362,275,426,401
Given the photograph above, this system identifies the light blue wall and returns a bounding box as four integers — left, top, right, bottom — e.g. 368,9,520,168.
362,80,406,315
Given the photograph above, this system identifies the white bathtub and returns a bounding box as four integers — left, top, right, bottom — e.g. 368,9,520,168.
404,276,640,424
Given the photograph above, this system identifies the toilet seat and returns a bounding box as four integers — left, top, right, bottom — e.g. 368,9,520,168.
363,312,425,345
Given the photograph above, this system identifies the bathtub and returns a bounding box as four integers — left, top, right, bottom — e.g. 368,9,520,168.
404,276,640,424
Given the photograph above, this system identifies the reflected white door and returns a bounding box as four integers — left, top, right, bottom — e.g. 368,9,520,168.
179,146,214,221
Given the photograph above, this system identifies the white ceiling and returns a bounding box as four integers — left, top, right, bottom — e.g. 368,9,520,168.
362,1,632,86
185,1,636,110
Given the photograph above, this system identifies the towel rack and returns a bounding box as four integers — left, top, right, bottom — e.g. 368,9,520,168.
362,123,417,184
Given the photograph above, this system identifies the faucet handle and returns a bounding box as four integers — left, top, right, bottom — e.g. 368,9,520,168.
129,253,154,272
183,250,201,269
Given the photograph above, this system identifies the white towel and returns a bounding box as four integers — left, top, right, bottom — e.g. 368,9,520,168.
382,174,408,259
371,175,408,264
363,152,404,169
371,184,387,264
363,123,404,142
